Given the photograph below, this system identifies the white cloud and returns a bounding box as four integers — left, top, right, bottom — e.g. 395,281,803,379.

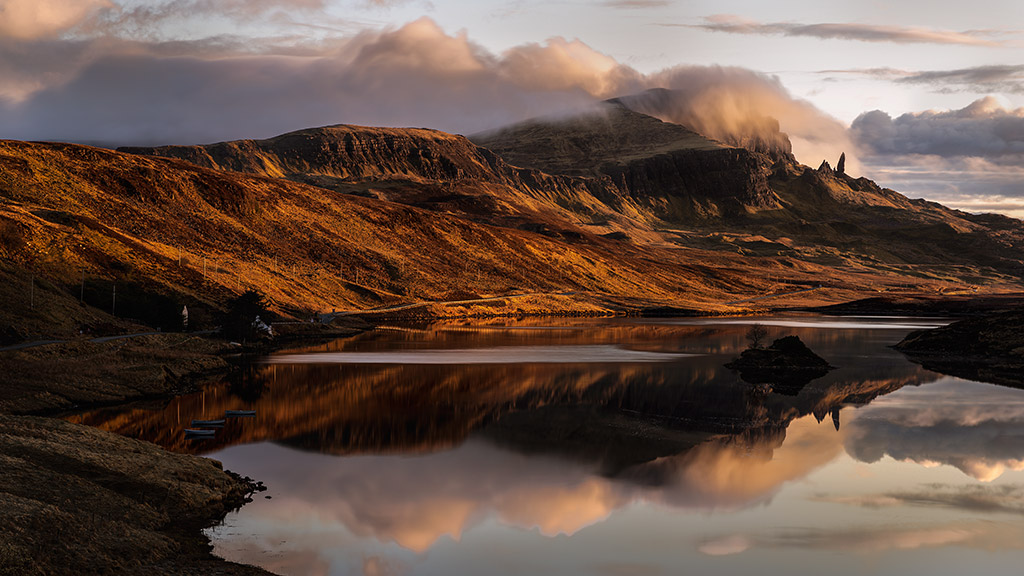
0,0,113,39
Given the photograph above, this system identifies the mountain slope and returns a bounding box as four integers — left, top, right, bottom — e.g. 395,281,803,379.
122,99,1024,286
472,96,1024,281
2,138,801,337
120,124,657,241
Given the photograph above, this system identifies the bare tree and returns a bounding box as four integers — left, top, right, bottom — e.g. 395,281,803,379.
746,323,768,349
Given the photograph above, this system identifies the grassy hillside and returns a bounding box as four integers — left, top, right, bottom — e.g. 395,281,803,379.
1,139,801,339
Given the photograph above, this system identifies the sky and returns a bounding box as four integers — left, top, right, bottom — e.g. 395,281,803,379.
2,1,1024,217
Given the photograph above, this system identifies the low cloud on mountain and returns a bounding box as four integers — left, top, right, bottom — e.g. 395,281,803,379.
0,7,848,168
2,2,1024,217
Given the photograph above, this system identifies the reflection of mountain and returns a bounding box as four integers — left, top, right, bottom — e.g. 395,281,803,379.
69,321,938,467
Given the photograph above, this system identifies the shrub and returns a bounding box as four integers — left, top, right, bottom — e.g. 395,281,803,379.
746,323,768,349
223,289,274,342
0,220,25,251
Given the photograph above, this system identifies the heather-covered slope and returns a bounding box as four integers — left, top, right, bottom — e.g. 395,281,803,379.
123,100,1024,287
121,124,656,240
1,139,788,340
472,98,1024,280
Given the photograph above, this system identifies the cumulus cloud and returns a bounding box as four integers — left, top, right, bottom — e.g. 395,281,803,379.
850,97,1024,215
687,14,1004,46
0,13,850,169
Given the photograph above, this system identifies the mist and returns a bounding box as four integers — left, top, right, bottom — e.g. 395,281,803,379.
0,16,850,169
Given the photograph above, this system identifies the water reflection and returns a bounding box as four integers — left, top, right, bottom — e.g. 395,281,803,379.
845,376,1024,481
66,316,1024,575
69,317,939,460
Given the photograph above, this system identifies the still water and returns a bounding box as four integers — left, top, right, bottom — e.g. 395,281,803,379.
73,316,1024,575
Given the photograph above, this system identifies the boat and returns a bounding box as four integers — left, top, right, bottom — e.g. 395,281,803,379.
184,428,216,437
190,419,226,427
225,410,256,417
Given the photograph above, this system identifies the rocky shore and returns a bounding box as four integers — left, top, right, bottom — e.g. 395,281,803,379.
0,333,277,575
895,309,1024,388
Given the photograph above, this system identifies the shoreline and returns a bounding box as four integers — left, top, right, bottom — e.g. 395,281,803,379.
4,293,1022,574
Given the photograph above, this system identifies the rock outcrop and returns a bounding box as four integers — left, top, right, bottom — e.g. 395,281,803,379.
896,310,1024,388
725,335,835,395
836,152,846,175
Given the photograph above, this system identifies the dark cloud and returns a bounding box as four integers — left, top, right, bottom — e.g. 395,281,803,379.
897,65,1024,94
816,64,1024,94
850,97,1024,216
852,97,1024,161
686,14,1004,46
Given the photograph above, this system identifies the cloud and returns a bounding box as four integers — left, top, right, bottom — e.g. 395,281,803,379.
898,65,1024,94
687,14,1005,46
0,0,114,39
850,97,1024,214
617,68,856,168
0,16,849,172
852,97,1024,162
818,64,1024,95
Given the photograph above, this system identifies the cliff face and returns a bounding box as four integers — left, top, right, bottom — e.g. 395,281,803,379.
122,125,652,235
113,97,1024,286
124,125,510,182
602,147,778,220
472,102,781,221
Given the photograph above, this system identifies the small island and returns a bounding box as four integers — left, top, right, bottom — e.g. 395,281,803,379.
726,334,836,395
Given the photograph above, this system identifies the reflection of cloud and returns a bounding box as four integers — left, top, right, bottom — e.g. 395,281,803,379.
219,441,631,552
821,484,1024,515
628,416,844,508
698,534,751,556
845,379,1024,480
686,14,1003,46
591,561,666,575
212,415,843,556
704,521,1024,556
